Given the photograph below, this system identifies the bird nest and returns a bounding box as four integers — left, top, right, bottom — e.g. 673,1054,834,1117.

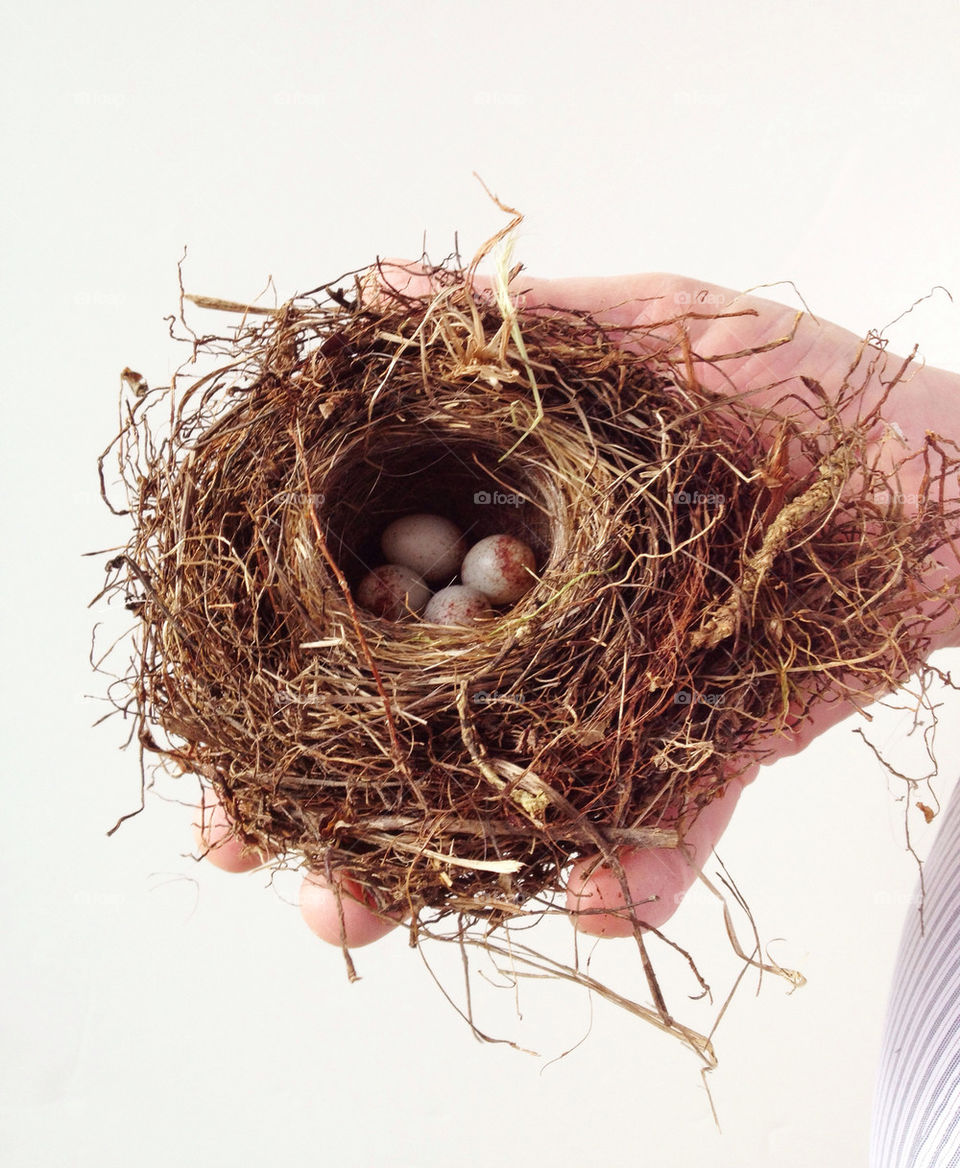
95,246,960,1069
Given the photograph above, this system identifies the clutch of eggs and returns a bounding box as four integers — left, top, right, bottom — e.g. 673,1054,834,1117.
355,513,536,626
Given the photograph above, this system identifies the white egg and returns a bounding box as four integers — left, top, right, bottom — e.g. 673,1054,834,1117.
460,534,537,605
380,513,466,584
423,585,494,627
356,564,431,620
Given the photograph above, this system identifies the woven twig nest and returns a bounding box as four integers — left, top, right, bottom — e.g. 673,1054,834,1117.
96,247,960,1063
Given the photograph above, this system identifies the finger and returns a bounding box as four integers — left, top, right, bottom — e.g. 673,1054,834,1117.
192,788,269,874
565,669,891,940
361,259,813,359
565,663,891,937
357,257,442,308
299,870,404,948
359,261,886,431
511,272,895,437
565,769,754,937
192,786,406,945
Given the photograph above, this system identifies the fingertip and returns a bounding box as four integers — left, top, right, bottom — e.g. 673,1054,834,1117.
298,871,402,948
359,256,497,308
565,777,749,937
192,791,268,874
565,845,690,937
359,256,434,307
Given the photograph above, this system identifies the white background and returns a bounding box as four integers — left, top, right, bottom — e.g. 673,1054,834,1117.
3,1,960,1165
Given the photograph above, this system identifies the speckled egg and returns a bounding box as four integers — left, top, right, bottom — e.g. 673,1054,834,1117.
380,513,467,585
423,584,494,627
356,564,431,620
460,534,537,605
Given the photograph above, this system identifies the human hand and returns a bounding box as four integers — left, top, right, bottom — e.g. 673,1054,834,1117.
194,265,960,944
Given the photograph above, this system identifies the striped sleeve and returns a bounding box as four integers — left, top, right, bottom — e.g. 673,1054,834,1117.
870,781,960,1167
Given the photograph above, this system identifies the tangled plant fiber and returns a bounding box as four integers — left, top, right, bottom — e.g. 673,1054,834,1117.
95,230,960,1068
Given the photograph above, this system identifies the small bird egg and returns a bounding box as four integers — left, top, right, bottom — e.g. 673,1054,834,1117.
356,564,431,620
423,585,494,627
381,513,467,585
460,534,537,605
